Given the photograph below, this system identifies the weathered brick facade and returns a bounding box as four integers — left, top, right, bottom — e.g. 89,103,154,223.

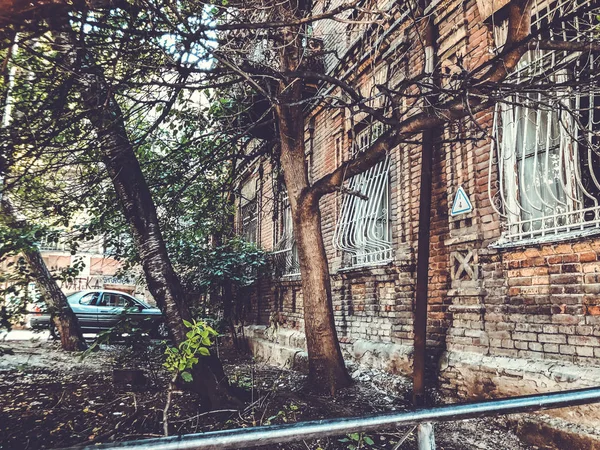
236,0,600,431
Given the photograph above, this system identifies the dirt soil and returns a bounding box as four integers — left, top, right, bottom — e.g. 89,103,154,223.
0,339,534,450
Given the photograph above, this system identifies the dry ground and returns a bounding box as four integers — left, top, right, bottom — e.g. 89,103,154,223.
0,338,534,450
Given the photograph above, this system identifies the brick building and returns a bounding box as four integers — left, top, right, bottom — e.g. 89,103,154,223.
235,0,600,436
0,231,145,322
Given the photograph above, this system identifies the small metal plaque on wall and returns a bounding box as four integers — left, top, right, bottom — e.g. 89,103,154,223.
451,186,473,216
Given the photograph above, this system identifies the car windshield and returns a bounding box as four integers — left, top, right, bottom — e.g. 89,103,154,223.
136,299,152,309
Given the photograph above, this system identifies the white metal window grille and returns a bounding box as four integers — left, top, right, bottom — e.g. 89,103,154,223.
334,124,392,267
352,121,386,156
489,0,600,245
39,235,68,252
240,196,258,243
272,193,300,276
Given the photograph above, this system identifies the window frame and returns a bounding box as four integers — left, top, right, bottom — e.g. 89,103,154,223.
272,191,300,277
489,0,600,247
334,123,393,268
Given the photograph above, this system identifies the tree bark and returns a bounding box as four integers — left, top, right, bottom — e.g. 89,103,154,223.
0,199,87,351
275,21,351,394
49,20,237,408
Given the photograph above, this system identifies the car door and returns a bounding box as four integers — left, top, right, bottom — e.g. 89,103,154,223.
68,292,101,332
96,292,140,330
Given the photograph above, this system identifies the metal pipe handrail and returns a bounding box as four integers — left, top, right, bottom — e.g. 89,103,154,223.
62,387,600,450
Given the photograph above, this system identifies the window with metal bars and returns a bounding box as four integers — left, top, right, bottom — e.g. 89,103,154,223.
272,193,300,277
39,234,68,252
489,0,600,245
333,123,392,267
240,196,258,243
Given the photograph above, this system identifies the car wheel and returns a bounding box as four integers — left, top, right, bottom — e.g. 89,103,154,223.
49,322,61,341
152,322,169,340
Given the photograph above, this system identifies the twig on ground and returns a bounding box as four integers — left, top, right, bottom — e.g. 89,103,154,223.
391,425,416,450
51,390,66,410
170,409,238,423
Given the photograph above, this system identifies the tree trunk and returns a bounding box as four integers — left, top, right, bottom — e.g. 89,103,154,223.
212,230,239,349
0,199,87,351
277,106,351,394
275,24,351,394
222,280,239,348
49,20,237,408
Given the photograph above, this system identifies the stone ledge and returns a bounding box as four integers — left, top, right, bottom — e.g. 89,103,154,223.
509,415,600,450
445,233,481,246
277,275,302,285
440,350,600,428
447,288,488,298
242,326,414,377
335,263,397,279
244,325,306,350
242,325,308,373
345,339,413,375
448,304,486,313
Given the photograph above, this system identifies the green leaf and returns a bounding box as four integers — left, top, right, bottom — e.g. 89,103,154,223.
198,347,210,356
364,436,374,446
181,371,193,382
183,319,192,328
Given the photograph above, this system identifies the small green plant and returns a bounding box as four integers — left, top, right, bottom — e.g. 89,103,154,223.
163,319,218,382
162,319,218,436
230,372,253,390
339,432,375,450
264,402,300,425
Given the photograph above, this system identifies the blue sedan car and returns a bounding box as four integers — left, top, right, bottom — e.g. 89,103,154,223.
30,289,167,338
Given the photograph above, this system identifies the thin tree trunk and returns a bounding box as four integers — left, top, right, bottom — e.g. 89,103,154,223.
217,190,240,348
222,190,239,348
0,199,87,351
278,136,351,394
222,280,239,348
212,230,239,349
49,19,237,408
275,23,351,394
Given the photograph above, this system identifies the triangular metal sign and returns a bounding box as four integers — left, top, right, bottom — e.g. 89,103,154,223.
451,186,473,216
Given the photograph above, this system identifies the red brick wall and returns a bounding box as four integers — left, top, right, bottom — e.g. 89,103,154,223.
239,0,600,413
436,0,600,409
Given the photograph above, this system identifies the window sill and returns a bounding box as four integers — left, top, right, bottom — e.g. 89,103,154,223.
490,227,600,250
336,260,395,277
277,274,301,283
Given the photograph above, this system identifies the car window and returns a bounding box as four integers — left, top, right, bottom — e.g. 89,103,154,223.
79,293,99,305
99,293,135,308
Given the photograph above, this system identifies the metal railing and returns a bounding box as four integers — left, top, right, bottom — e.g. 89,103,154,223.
62,386,600,450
